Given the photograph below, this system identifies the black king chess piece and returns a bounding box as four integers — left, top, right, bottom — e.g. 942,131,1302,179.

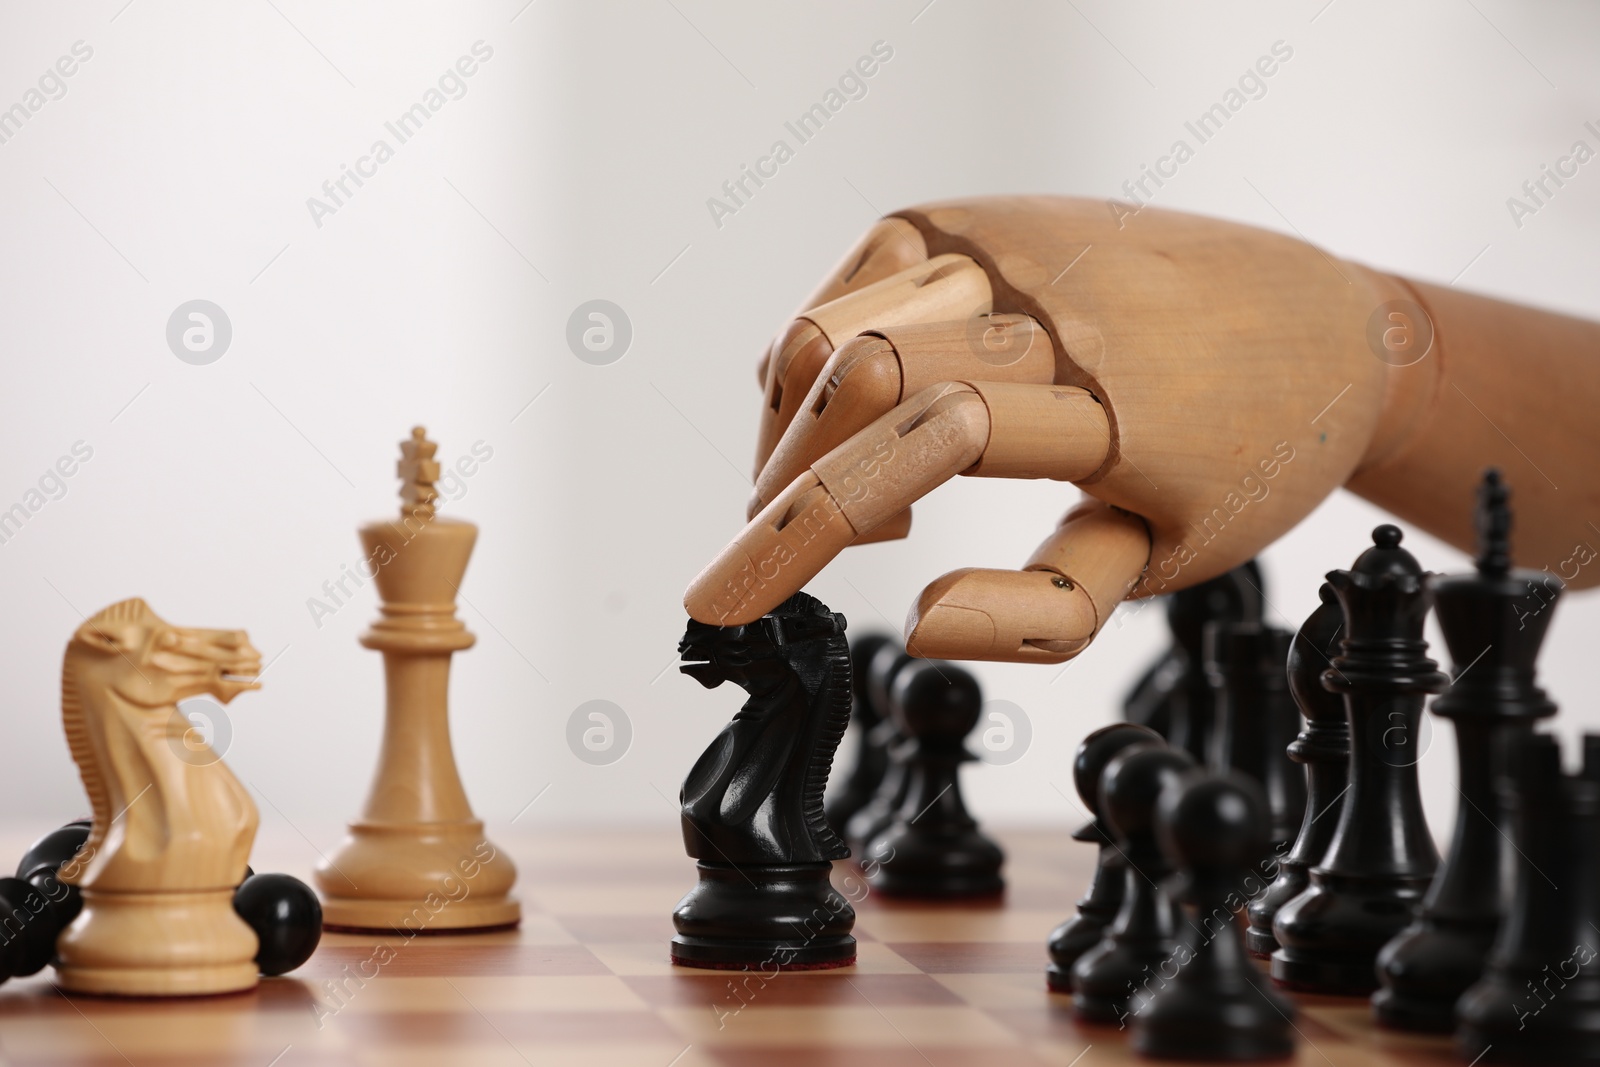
1072,741,1196,1023
864,660,1004,897
1245,583,1348,958
824,633,897,837
1134,770,1296,1061
1271,525,1446,993
1046,722,1163,992
1457,733,1600,1062
1204,620,1306,868
672,593,856,969
1124,561,1263,758
1374,471,1562,1030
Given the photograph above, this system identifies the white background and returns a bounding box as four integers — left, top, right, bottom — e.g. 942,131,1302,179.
1,1,1597,855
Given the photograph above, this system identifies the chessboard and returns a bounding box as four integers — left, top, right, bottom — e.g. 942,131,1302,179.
0,826,1461,1067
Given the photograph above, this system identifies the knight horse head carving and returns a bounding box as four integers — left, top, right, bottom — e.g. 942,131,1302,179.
61,598,262,892
677,591,851,866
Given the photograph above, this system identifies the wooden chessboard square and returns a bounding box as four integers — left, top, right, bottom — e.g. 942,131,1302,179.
624,971,966,1009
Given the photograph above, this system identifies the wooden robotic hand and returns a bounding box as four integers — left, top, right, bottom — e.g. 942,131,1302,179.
685,197,1600,664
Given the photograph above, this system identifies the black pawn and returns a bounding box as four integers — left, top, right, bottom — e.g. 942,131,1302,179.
825,633,898,837
1457,734,1600,1061
843,642,916,856
1204,621,1306,867
1133,770,1295,1060
234,873,322,976
1047,722,1164,991
1271,525,1446,994
1072,741,1196,1024
1246,584,1347,957
1,821,94,983
864,661,1004,897
1375,471,1561,1030
1126,562,1264,758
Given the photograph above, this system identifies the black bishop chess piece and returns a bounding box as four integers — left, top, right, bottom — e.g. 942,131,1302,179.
1246,584,1348,958
1457,733,1600,1062
863,660,1004,897
1072,740,1196,1024
1375,471,1562,1031
843,642,916,856
1133,769,1296,1061
1204,620,1306,869
824,632,898,837
1046,722,1164,992
1271,525,1446,994
672,593,857,969
1124,561,1264,759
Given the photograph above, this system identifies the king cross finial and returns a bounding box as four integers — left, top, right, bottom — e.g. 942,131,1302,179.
398,426,440,518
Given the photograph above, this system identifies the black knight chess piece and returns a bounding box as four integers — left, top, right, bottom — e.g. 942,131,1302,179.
1204,620,1306,867
824,633,898,837
1271,525,1446,994
1456,733,1600,1062
1246,584,1347,957
1124,561,1264,760
672,593,857,969
1046,722,1163,992
1375,471,1561,1031
863,660,1004,897
1133,770,1296,1061
1072,741,1196,1023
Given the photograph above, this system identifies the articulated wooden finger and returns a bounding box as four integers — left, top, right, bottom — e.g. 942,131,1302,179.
798,216,928,312
905,569,1099,664
752,315,1057,518
754,254,991,472
755,218,927,389
689,384,993,626
904,502,1151,664
1024,501,1152,646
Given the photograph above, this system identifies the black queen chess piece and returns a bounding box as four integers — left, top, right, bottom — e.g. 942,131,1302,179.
1271,525,1446,994
863,660,1004,897
1374,471,1562,1030
1046,722,1163,992
1133,770,1295,1061
1245,584,1348,957
672,592,856,969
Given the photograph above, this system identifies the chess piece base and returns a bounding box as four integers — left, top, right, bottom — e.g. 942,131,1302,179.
1244,860,1308,958
863,827,1004,899
1269,870,1433,995
1133,988,1296,1062
671,862,856,970
314,821,520,934
55,889,258,997
1371,918,1497,1033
